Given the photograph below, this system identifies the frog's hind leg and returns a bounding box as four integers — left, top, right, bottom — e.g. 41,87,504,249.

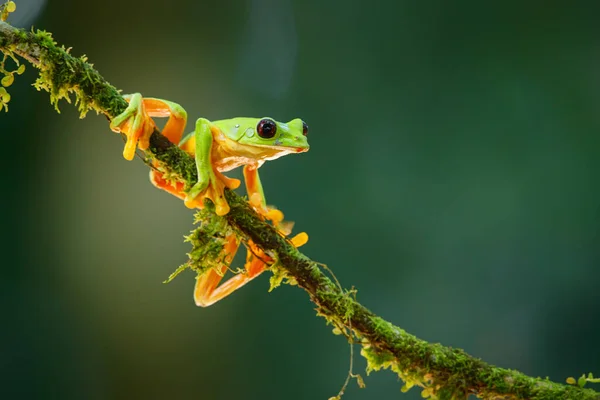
142,97,187,145
149,169,186,200
139,96,189,198
110,93,188,160
193,234,240,307
110,93,155,160
194,234,257,308
194,244,266,307
194,233,307,307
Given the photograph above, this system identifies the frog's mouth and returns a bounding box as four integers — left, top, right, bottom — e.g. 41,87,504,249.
255,143,309,153
247,145,308,163
271,136,309,151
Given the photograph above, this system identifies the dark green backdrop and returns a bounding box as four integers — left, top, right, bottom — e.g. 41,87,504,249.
2,1,599,399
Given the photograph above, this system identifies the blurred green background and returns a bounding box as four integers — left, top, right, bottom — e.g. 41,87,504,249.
2,1,600,399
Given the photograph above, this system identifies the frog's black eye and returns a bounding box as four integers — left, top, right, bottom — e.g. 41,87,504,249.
302,121,309,136
257,118,277,139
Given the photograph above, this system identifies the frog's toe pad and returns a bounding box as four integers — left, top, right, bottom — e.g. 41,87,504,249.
218,172,240,190
290,232,308,247
184,177,230,215
266,209,284,223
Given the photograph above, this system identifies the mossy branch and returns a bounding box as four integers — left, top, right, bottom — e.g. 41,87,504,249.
1,20,598,400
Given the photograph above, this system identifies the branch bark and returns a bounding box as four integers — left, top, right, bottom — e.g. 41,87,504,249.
1,20,598,400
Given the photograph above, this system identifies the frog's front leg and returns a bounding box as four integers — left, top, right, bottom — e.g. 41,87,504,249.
243,165,305,240
243,165,283,221
184,118,240,216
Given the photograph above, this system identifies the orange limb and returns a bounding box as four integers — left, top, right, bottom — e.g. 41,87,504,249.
149,169,186,200
150,169,241,207
149,154,240,209
243,165,284,223
194,235,266,307
142,97,187,145
243,165,309,241
110,93,187,160
193,233,308,307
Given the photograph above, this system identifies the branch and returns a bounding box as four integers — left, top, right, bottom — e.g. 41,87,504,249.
1,20,598,400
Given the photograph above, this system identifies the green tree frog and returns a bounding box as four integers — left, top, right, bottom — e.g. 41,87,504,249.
109,93,309,306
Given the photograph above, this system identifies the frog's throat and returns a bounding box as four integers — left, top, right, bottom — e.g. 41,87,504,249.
212,133,305,172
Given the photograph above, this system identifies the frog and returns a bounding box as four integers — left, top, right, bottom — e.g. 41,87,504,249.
109,93,309,306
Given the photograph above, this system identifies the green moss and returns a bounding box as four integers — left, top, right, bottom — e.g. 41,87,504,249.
165,206,234,283
316,287,357,323
1,26,125,118
148,135,198,190
268,264,297,291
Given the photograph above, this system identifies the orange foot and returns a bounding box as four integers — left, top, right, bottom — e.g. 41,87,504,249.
110,93,156,160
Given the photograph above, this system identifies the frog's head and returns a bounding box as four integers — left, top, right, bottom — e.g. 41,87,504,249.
235,117,310,154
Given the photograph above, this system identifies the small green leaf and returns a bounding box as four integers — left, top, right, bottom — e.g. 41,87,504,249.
402,381,415,392
6,1,16,12
355,374,365,389
16,64,25,75
578,376,587,388
0,88,11,103
566,377,577,385
2,74,14,87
